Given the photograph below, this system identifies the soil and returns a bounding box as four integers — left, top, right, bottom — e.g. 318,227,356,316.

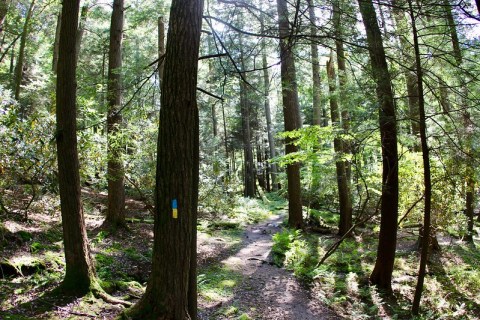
1,188,341,319
198,214,342,320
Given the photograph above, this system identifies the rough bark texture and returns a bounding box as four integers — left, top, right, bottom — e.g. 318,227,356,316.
125,0,204,317
261,16,278,191
407,0,432,313
327,53,352,237
240,41,255,198
56,0,95,294
14,0,35,101
106,0,126,227
333,0,353,235
277,0,303,228
358,0,399,293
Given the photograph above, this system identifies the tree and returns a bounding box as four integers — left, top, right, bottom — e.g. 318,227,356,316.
14,0,35,101
406,0,432,313
56,0,96,294
332,0,353,236
125,0,204,317
106,0,126,227
357,0,399,292
277,0,303,228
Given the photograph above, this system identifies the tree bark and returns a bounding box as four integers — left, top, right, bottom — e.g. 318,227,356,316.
407,0,432,314
307,0,324,127
125,0,204,317
14,0,35,101
277,0,303,228
239,35,255,198
391,0,420,151
444,0,475,243
358,0,399,293
261,16,278,191
52,10,61,73
0,0,8,37
56,0,95,294
158,16,165,90
106,0,126,227
333,0,353,235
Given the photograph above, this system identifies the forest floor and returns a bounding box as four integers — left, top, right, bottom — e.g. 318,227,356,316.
1,186,480,319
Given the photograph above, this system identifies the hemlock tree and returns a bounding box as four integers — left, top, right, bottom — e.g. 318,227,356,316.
125,0,204,317
357,0,399,292
106,0,126,227
277,0,303,229
55,0,96,294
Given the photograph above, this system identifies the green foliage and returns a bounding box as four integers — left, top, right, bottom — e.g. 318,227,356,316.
198,266,241,301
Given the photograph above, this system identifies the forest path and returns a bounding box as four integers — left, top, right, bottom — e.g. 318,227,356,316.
198,213,342,320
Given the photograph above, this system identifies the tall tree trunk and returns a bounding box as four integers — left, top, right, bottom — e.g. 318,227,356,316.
52,10,61,73
125,0,204,317
407,0,432,313
240,36,255,198
106,0,126,227
307,0,324,127
261,15,278,191
56,0,95,294
358,0,399,292
75,5,88,61
333,0,353,235
327,51,352,236
391,0,420,151
14,0,35,101
277,0,303,228
444,0,475,242
0,0,8,38
207,36,217,137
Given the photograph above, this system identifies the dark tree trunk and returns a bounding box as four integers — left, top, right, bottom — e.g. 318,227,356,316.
56,0,95,294
407,0,432,314
444,0,475,242
277,0,303,228
0,0,8,39
125,0,204,317
391,0,420,151
261,15,278,191
358,0,399,293
14,0,35,101
106,0,126,227
327,52,352,237
333,0,353,235
52,10,61,73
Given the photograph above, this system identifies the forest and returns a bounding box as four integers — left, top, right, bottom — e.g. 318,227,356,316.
0,0,479,319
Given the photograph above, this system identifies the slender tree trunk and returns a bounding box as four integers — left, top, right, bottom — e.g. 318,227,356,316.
0,0,8,38
358,0,399,292
327,51,352,236
75,5,88,61
52,10,61,73
125,0,204,317
444,0,475,242
391,0,420,151
14,0,35,101
307,0,323,127
239,36,255,198
261,15,278,191
106,0,126,227
277,0,303,228
333,0,353,235
207,37,217,137
56,0,95,294
406,0,432,313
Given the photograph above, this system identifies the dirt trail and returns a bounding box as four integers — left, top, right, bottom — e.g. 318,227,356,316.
199,214,342,320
